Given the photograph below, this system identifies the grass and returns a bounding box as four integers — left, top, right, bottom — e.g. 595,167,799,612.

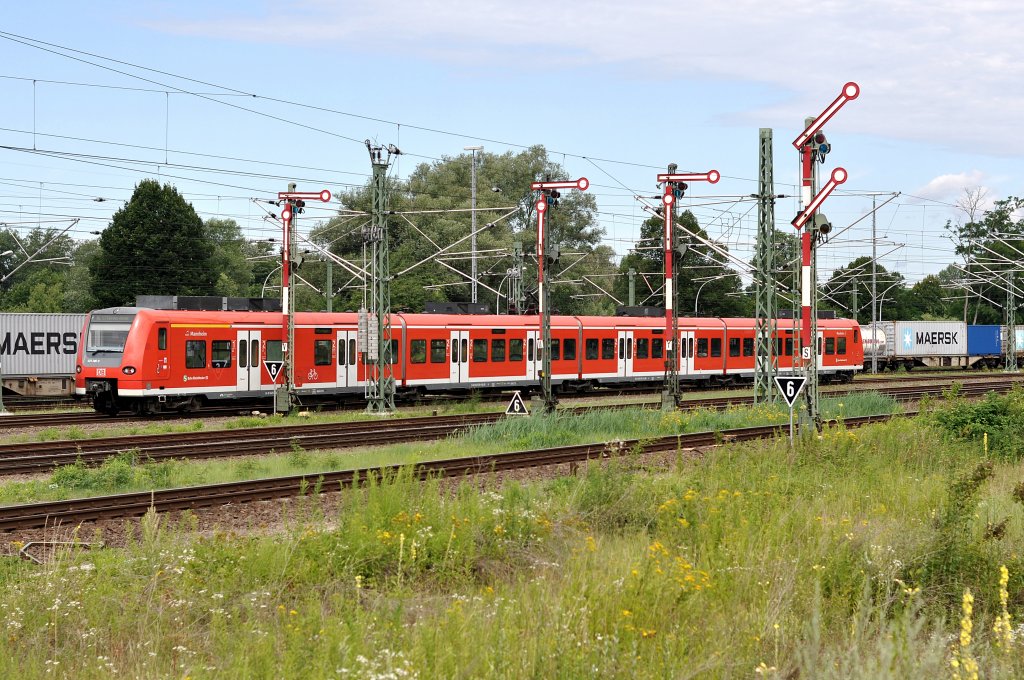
3,380,896,445
0,393,898,507
2,412,1023,678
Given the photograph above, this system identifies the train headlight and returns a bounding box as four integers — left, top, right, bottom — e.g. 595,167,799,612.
122,366,137,375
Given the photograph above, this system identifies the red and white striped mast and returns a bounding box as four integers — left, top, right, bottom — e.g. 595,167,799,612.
277,187,332,413
791,81,859,430
530,177,590,414
656,169,720,408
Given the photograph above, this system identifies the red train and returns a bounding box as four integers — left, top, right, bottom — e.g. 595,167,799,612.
75,306,864,415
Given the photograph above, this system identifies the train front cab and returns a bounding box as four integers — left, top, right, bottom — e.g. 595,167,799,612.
76,307,141,415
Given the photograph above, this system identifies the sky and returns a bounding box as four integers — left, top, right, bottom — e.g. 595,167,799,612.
1,1,1022,304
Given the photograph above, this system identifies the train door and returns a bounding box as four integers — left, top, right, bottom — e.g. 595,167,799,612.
526,330,539,382
155,322,170,379
336,330,358,388
236,330,263,392
449,330,469,385
678,330,694,376
617,330,634,378
817,330,825,371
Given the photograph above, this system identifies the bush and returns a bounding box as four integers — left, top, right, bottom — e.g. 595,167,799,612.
928,387,1024,459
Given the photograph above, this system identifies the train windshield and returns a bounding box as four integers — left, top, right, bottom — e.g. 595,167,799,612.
85,313,135,353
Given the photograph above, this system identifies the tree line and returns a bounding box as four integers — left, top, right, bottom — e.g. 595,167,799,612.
1,153,1021,328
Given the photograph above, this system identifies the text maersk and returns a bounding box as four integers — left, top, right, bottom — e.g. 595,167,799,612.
0,332,78,356
916,331,958,345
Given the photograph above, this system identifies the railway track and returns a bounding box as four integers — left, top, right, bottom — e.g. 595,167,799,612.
0,413,900,532
0,376,1018,478
2,371,1019,429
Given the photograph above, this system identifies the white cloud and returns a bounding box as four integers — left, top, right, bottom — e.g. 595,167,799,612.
913,171,991,206
148,1,1024,156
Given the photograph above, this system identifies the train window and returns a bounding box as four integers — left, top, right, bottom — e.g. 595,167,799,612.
461,339,468,363
491,339,506,362
431,339,446,363
602,338,615,360
388,339,400,365
158,327,167,351
510,339,524,362
252,340,260,368
311,339,330,366
550,339,560,361
652,338,663,359
267,340,282,362
618,338,624,360
776,338,783,356
564,339,576,361
473,338,488,362
185,340,206,369
338,339,346,366
838,337,847,355
825,338,835,355
586,338,599,360
784,338,793,356
729,337,741,357
410,339,427,364
452,340,459,363
743,337,754,357
688,338,694,358
212,340,232,368
315,328,332,335
528,338,535,362
711,338,722,358
853,329,859,343
696,338,707,357
817,337,823,356
240,339,248,368
626,338,633,360
349,340,355,366
636,338,649,359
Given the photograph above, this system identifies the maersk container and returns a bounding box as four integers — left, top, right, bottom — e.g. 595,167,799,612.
0,313,85,377
967,325,1001,356
892,321,967,357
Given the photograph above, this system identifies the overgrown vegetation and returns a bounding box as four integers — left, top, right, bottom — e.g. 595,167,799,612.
2,414,1023,678
0,394,897,506
927,385,1024,459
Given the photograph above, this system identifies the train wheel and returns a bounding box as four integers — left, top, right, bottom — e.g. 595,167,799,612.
93,393,119,416
179,397,201,414
131,400,154,416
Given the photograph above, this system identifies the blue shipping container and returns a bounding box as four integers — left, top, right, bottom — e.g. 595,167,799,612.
967,325,1001,356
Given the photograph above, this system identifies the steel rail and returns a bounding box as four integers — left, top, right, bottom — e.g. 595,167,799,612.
0,379,1018,477
4,371,1018,426
0,414,901,532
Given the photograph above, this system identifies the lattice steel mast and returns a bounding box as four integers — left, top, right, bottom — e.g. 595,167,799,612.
1007,270,1018,372
753,129,777,403
363,142,399,415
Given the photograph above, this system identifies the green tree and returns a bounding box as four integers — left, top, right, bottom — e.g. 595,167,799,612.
62,240,101,312
90,180,215,307
821,256,905,323
206,218,255,297
613,210,747,317
943,191,1024,324
0,227,78,311
312,146,615,315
